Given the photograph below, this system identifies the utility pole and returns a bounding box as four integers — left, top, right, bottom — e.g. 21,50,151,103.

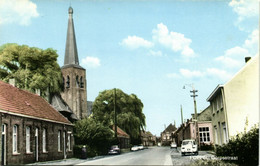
180,105,183,124
183,84,199,147
181,105,184,141
114,88,117,139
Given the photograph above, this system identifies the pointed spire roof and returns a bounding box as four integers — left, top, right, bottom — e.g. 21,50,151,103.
62,6,84,69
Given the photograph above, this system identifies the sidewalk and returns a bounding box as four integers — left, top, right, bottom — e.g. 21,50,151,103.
26,156,108,165
27,150,132,165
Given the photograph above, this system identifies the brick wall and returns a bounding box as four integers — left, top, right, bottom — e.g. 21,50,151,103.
0,113,74,165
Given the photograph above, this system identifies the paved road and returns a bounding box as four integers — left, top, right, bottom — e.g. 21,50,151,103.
77,147,172,165
30,147,214,165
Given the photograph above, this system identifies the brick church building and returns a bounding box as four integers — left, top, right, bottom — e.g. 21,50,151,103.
60,6,88,120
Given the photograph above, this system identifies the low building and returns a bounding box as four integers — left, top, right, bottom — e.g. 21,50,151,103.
174,106,213,146
141,131,156,146
112,125,130,149
207,55,259,146
161,123,177,146
0,81,74,165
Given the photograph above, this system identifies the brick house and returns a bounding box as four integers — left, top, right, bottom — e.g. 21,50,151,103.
161,123,177,146
0,81,74,165
111,125,130,149
174,106,213,146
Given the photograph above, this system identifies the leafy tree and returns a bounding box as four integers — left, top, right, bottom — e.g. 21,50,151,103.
92,88,146,143
0,43,63,96
74,117,114,155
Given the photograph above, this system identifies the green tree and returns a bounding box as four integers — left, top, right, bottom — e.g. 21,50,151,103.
92,88,146,143
74,117,114,155
0,43,63,96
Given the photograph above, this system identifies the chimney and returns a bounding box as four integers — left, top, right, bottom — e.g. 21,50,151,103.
9,79,16,87
245,57,251,63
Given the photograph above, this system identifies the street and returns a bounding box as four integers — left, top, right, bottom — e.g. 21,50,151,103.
77,147,213,165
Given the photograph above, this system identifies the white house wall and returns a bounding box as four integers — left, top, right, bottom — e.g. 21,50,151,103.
224,55,259,137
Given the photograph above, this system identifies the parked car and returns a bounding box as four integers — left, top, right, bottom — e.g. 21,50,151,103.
131,145,139,151
108,145,120,155
138,145,144,150
170,142,177,149
181,139,198,156
131,145,144,151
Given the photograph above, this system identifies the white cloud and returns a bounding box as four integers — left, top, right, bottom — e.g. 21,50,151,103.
229,0,259,31
179,69,204,78
215,55,242,69
147,50,163,57
215,28,258,69
0,0,39,26
167,68,232,81
166,73,180,79
244,29,259,53
206,68,233,81
120,36,153,49
152,23,195,58
81,56,101,68
229,0,258,21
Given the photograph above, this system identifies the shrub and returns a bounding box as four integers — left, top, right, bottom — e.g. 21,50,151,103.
73,145,98,158
216,126,259,166
191,159,237,166
200,143,214,151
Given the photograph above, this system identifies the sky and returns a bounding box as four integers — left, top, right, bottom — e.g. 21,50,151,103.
0,0,259,136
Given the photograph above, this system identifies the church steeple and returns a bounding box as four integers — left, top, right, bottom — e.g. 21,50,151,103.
63,6,81,68
61,6,87,120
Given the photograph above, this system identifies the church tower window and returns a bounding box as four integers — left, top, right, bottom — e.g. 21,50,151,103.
76,75,79,88
66,76,70,88
80,76,84,88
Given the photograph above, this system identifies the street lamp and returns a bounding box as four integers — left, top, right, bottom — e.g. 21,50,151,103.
183,84,199,147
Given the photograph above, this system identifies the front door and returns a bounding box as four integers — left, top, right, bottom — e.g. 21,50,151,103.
35,128,39,161
1,124,6,165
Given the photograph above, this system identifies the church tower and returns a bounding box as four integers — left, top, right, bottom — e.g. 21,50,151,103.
61,6,87,119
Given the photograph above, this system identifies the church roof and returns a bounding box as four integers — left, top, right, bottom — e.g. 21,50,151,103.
0,81,72,125
51,94,78,121
63,6,83,69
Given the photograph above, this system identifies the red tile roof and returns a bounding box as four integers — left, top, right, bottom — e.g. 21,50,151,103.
0,81,72,125
112,125,130,138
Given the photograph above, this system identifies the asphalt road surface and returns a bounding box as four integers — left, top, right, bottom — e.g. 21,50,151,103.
77,147,214,165
77,146,172,165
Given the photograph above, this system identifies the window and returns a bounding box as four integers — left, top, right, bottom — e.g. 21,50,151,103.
199,127,210,143
58,130,61,151
13,125,18,153
76,75,79,87
68,133,71,151
66,76,70,88
222,123,228,144
26,126,31,153
80,76,84,88
43,128,47,152
214,126,218,144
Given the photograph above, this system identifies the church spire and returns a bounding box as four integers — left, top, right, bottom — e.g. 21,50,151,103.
63,6,80,67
